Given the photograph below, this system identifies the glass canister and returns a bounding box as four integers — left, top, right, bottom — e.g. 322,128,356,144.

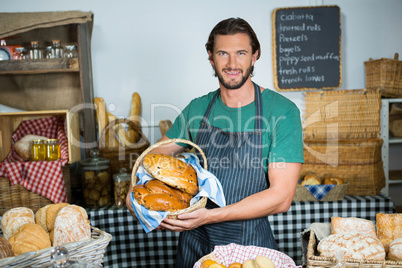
52,40,63,58
113,168,131,208
46,139,60,161
80,149,112,207
29,41,42,59
12,47,28,60
31,139,46,161
63,45,78,58
44,46,53,59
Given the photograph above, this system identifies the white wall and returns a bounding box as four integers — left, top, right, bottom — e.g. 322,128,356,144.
1,0,402,206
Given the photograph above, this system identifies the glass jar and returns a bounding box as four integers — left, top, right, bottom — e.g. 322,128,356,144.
12,47,28,60
31,139,46,161
63,45,78,58
46,139,60,161
52,40,63,58
113,168,131,208
29,41,42,59
44,46,53,59
80,149,112,207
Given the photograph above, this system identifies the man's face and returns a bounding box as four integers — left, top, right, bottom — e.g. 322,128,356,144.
209,33,258,90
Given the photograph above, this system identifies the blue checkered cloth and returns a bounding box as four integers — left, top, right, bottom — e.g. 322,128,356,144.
303,184,335,200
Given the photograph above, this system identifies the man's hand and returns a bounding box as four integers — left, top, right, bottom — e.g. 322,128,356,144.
157,208,210,232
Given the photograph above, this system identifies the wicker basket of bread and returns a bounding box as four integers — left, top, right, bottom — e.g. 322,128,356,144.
293,174,348,201
0,204,112,267
306,214,402,267
131,138,208,220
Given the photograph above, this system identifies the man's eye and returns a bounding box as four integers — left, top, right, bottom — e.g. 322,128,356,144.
238,52,246,56
218,52,227,56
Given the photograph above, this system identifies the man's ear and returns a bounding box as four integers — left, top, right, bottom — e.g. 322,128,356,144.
208,51,214,67
252,50,259,66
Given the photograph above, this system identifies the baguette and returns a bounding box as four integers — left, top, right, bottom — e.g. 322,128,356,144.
159,120,173,137
127,92,142,143
94,97,108,141
105,111,120,147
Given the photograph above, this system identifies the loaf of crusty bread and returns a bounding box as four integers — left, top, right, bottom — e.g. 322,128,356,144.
301,174,321,185
376,213,402,253
389,238,402,261
143,153,198,196
35,204,51,232
145,179,193,205
0,236,14,259
8,223,51,256
1,207,35,240
318,231,386,260
53,205,91,247
14,134,49,160
331,217,377,238
140,193,188,212
45,203,69,232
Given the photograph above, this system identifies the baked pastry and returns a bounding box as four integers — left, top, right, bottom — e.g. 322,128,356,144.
388,237,402,261
143,153,198,196
324,177,344,185
52,205,91,247
255,255,276,268
8,223,51,256
14,134,49,160
227,263,242,268
301,174,321,185
0,236,14,259
331,217,377,238
317,231,385,260
376,213,402,253
145,179,193,204
1,207,35,240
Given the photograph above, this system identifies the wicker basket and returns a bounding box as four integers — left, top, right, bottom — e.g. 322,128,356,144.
300,161,385,196
306,230,402,267
131,138,208,219
99,119,150,175
303,89,381,140
0,165,71,216
293,183,348,202
0,226,112,267
303,138,383,166
365,53,402,97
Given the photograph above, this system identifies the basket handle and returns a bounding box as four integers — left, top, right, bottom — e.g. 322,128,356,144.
394,53,399,60
131,138,207,187
99,118,149,149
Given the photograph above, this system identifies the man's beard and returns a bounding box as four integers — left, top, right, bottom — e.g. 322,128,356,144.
214,65,253,90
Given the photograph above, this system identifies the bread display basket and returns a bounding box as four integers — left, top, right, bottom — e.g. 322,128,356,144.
0,226,112,267
131,138,208,219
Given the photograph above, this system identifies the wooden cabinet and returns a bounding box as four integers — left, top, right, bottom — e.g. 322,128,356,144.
0,12,96,160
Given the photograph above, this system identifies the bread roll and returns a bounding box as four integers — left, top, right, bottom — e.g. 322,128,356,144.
14,134,49,160
209,264,225,268
301,174,321,185
143,153,198,196
145,179,193,204
318,231,385,260
242,259,258,268
8,223,51,256
324,177,344,185
376,213,402,253
46,203,69,232
331,217,376,238
388,237,402,261
255,255,276,268
141,193,188,212
35,204,51,232
227,263,242,268
133,184,151,203
53,205,91,247
200,259,218,268
1,207,35,240
0,236,14,259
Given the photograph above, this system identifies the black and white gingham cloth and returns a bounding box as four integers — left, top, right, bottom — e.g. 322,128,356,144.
86,194,395,267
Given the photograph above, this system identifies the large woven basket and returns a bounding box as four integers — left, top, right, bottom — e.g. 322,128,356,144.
365,53,402,97
0,165,71,216
0,226,112,267
303,89,381,140
306,230,402,267
99,119,150,175
131,138,208,219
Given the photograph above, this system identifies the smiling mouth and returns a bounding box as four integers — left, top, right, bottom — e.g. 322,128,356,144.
224,69,242,76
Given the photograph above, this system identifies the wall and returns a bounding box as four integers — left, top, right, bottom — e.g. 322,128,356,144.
1,0,402,206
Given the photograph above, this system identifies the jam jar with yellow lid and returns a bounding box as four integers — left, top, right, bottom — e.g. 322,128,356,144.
80,149,112,207
31,139,46,161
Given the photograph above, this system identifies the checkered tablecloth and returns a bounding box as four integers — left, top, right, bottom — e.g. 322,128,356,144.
86,194,396,268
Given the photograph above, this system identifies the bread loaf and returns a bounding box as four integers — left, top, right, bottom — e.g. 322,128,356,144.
145,179,193,204
317,231,385,260
14,135,49,160
0,236,14,259
242,259,258,268
35,204,51,232
45,203,69,232
8,223,51,256
53,205,91,247
301,174,321,185
376,213,402,252
255,255,276,268
1,207,35,240
331,217,376,238
388,238,402,261
141,193,188,212
143,153,198,196
324,177,344,185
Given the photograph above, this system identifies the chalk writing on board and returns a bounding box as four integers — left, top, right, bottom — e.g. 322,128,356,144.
272,6,341,91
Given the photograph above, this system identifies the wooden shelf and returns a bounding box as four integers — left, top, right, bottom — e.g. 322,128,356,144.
0,58,79,74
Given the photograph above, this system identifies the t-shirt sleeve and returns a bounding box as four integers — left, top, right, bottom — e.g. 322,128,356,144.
268,107,304,163
165,103,192,143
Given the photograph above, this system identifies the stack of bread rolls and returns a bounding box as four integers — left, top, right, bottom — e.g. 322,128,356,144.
301,174,344,186
0,204,91,257
133,153,198,212
376,213,402,261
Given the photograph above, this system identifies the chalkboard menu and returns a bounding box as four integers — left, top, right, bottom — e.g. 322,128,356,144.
272,6,341,91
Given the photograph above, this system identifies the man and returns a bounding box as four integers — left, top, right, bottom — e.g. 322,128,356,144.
127,17,303,267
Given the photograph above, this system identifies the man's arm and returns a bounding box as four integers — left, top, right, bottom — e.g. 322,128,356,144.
158,162,301,232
